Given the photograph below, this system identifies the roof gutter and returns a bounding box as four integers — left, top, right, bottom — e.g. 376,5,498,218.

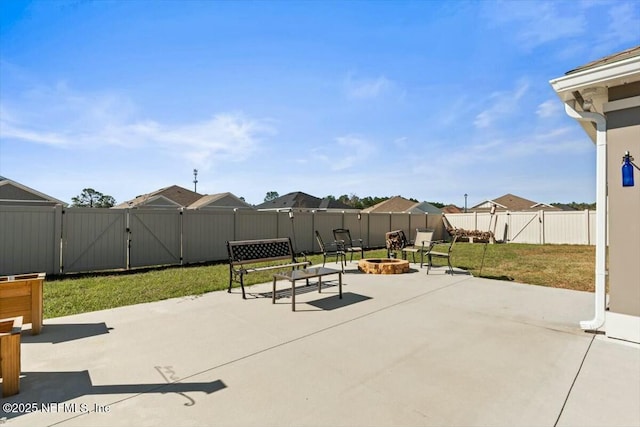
550,54,640,97
564,101,607,331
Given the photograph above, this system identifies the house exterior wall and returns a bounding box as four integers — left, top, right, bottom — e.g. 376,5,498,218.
138,197,181,209
200,194,250,209
606,88,640,320
0,185,43,201
0,184,61,206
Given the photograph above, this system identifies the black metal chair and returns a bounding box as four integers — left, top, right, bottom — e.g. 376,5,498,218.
425,235,458,274
315,231,346,271
332,228,365,262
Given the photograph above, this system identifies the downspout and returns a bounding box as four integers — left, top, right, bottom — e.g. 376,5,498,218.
564,101,607,331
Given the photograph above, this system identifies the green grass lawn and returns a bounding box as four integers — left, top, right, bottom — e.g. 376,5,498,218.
43,243,596,319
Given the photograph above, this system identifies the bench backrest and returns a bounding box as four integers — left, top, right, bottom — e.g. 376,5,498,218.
227,238,296,265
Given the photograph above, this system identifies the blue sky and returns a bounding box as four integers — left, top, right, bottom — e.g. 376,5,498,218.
1,0,639,207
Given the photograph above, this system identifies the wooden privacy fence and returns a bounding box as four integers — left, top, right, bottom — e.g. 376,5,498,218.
0,206,444,276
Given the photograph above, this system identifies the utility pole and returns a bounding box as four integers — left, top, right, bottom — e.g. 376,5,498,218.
193,169,198,192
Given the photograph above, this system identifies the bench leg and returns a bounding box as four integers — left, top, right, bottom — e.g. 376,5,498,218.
272,277,277,304
1,333,21,397
229,271,247,299
291,279,296,311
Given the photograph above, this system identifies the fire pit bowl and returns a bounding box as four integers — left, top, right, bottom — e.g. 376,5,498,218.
358,258,410,274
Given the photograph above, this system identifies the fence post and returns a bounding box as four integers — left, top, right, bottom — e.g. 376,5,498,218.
55,204,63,274
366,213,371,249
539,210,545,244
179,208,184,266
311,210,316,253
233,208,238,241
125,209,131,270
585,209,590,245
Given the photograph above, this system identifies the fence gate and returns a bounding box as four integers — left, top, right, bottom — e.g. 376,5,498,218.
128,209,182,268
62,208,127,273
507,212,542,243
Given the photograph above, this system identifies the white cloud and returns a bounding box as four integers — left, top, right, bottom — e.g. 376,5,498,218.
486,1,586,50
0,83,274,170
393,137,408,148
344,74,395,99
593,3,640,54
504,127,593,158
536,100,561,118
311,134,375,171
474,80,530,129
333,135,374,170
484,0,639,56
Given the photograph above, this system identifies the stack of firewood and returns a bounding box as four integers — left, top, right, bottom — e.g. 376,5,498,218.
450,228,495,241
443,216,495,242
385,230,407,251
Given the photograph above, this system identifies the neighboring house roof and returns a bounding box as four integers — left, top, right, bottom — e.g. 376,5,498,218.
114,185,203,209
408,201,443,214
361,196,441,214
470,193,559,212
318,197,354,210
441,205,463,214
187,192,253,210
0,176,67,206
255,191,353,211
552,203,579,211
362,196,414,213
565,45,640,75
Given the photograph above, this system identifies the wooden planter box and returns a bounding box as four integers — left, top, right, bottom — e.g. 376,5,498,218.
0,273,45,335
0,316,22,397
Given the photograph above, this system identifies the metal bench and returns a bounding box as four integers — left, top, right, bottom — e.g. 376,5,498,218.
227,238,311,299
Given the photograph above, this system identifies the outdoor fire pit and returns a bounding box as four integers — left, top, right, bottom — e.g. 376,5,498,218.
358,258,410,274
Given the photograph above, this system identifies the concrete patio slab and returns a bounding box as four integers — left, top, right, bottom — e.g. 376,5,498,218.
2,264,639,426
